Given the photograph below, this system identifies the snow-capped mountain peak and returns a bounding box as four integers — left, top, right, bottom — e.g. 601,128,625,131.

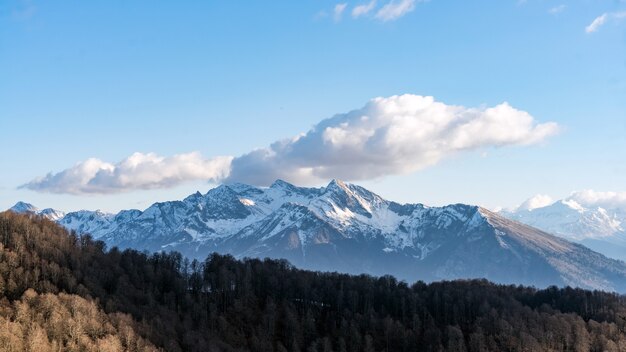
10,201,39,214
270,179,295,189
183,191,203,203
502,194,626,261
39,208,66,221
504,197,625,240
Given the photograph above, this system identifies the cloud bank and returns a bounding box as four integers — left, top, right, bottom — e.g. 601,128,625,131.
22,94,559,194
225,95,558,186
568,190,626,209
22,152,232,195
517,194,555,211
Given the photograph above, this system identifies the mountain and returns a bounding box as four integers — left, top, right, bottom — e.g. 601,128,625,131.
502,199,626,262
57,209,116,236
9,201,39,213
10,201,67,221
9,180,626,292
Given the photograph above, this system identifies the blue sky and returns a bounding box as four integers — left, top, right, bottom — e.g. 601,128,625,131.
1,0,625,212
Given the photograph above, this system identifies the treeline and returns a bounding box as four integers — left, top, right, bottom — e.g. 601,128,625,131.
1,211,626,351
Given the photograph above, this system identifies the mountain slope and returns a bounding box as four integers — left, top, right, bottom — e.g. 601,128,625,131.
480,209,626,291
10,180,626,292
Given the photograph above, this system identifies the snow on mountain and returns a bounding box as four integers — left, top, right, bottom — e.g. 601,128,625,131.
9,202,66,221
58,210,115,238
9,201,40,214
503,200,624,241
502,196,626,261
38,208,67,221
8,181,626,292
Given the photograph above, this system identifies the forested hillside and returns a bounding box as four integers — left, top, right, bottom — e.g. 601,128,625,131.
2,211,626,351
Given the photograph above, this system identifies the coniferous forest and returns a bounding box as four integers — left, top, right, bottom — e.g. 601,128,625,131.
2,211,626,352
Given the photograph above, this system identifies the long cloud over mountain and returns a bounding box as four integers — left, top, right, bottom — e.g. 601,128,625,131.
22,94,559,194
21,152,233,195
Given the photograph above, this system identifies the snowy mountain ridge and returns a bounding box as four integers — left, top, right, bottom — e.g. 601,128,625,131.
9,180,626,292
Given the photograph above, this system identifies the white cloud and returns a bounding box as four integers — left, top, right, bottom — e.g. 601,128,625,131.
585,12,626,33
375,0,418,21
24,94,559,194
586,13,608,33
334,3,348,22
567,190,626,209
352,0,377,18
517,194,555,211
225,94,559,186
22,152,232,195
548,5,566,15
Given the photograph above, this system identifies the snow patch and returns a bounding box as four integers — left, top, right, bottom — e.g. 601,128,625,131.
239,198,256,206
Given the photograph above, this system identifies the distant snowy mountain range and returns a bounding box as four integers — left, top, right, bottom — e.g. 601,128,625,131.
8,180,626,292
501,196,626,262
